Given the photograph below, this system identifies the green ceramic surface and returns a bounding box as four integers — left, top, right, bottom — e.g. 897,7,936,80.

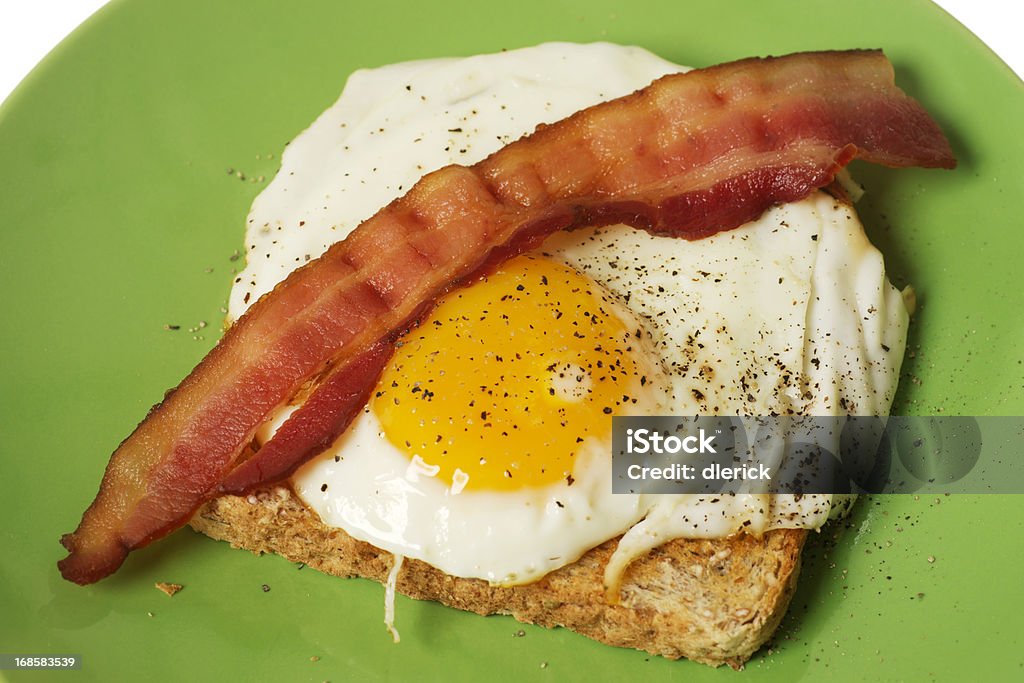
1,0,1021,680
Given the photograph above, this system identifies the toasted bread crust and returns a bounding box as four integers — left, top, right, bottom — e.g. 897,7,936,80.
190,486,806,668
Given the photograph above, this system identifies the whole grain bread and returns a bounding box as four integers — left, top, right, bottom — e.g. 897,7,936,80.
190,486,805,668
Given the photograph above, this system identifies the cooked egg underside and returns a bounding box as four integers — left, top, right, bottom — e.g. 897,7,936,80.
232,44,908,586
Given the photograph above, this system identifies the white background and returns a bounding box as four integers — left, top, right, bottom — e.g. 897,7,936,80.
0,1,1021,106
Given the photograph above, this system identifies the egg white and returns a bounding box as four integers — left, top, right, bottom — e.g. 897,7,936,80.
233,43,909,587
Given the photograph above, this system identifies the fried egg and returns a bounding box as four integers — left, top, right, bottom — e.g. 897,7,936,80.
232,43,909,587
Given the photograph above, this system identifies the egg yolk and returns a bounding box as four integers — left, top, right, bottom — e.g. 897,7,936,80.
371,255,648,492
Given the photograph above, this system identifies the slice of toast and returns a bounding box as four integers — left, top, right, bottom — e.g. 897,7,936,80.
189,486,806,668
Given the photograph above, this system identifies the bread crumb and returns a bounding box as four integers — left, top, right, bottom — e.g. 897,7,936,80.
155,582,184,597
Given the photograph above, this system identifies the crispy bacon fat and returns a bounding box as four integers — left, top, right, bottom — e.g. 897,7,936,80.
59,50,955,584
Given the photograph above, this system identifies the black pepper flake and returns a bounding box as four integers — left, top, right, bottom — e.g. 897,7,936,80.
261,584,271,593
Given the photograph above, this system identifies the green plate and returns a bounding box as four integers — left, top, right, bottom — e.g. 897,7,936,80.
2,0,1021,680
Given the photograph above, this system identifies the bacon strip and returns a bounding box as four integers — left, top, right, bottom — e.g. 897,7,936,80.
218,341,393,493
59,49,955,584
